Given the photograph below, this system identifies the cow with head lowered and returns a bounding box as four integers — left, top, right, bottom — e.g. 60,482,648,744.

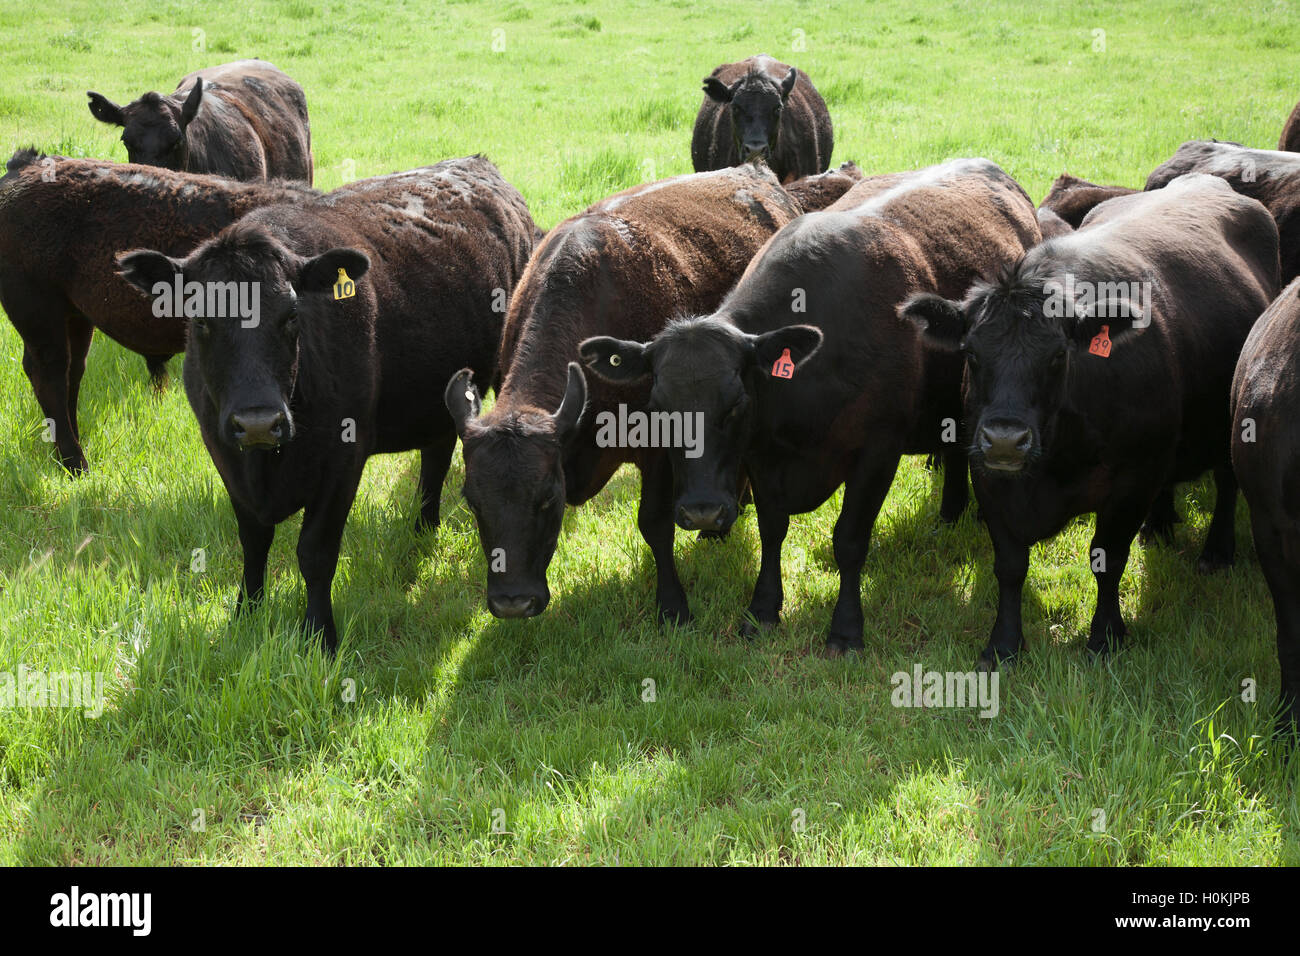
88,59,313,183
691,55,833,183
581,159,1040,653
444,165,802,624
117,157,537,652
903,174,1279,666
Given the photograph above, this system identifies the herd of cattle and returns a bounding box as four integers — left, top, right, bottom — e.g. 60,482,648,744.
3,55,1300,734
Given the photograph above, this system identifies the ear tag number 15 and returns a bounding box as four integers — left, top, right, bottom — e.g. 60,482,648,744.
334,268,356,301
772,348,795,379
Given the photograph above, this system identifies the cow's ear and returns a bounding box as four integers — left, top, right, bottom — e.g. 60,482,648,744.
444,368,482,438
297,248,370,295
780,68,798,100
1069,299,1149,353
899,293,966,350
116,249,183,297
87,91,125,126
180,79,203,128
703,77,733,103
753,324,822,375
552,362,588,444
579,336,651,384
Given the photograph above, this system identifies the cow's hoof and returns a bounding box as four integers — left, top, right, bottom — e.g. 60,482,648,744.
657,605,692,628
1085,628,1125,656
739,614,777,640
1139,521,1176,546
978,647,1019,671
1196,551,1234,575
824,634,865,658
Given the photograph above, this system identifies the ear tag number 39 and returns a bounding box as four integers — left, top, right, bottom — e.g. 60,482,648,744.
1088,324,1111,358
333,268,356,301
772,347,795,379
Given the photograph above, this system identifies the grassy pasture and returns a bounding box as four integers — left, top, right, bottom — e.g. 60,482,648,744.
0,0,1298,864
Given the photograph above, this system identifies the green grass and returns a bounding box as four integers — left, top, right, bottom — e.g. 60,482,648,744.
1,0,1299,865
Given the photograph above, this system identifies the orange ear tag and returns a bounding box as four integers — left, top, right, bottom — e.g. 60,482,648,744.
1088,324,1112,358
772,348,795,379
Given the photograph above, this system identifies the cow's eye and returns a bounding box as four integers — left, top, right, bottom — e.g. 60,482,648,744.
725,396,746,419
962,346,978,370
1049,348,1066,370
284,315,299,339
191,317,210,337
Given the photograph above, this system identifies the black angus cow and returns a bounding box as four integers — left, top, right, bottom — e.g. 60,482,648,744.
117,157,537,652
445,165,802,623
903,174,1279,665
89,60,314,183
691,55,832,183
1146,141,1300,282
581,159,1040,653
1232,276,1300,735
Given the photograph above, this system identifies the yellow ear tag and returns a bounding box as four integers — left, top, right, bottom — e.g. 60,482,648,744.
333,268,356,300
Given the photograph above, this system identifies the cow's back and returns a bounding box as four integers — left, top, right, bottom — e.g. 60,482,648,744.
179,60,313,183
499,164,803,411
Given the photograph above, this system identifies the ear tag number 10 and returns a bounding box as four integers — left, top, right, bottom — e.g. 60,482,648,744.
334,268,356,301
772,348,795,379
1088,324,1111,358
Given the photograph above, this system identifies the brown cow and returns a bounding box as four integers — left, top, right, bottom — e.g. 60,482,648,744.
88,60,313,183
1038,173,1137,228
444,164,803,623
0,149,318,472
1280,99,1300,153
785,161,864,213
691,55,833,183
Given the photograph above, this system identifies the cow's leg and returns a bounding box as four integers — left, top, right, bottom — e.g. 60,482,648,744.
65,312,94,446
415,429,457,533
144,355,174,392
637,453,690,626
741,475,789,638
232,499,275,612
17,309,87,474
826,452,901,654
938,445,969,524
1140,485,1180,544
1085,497,1149,654
1250,516,1300,736
983,515,1030,666
1197,464,1237,573
296,468,363,654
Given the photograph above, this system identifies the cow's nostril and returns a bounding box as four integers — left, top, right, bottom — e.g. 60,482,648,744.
231,409,288,447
